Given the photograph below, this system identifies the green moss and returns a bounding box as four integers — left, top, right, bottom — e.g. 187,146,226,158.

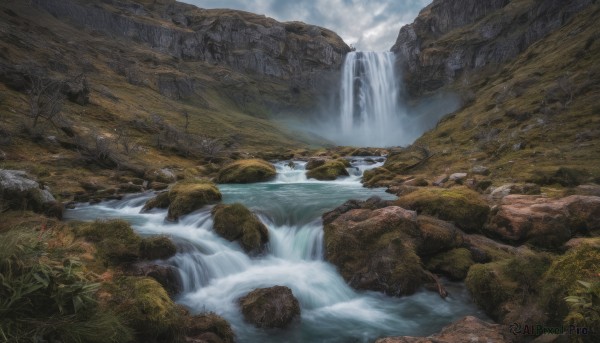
211,203,268,253
362,167,394,187
539,245,600,325
426,248,474,280
396,186,490,233
74,219,141,265
113,277,184,342
416,215,464,255
465,261,517,320
139,236,177,260
141,191,170,212
216,159,276,184
186,312,235,343
167,179,221,221
306,159,350,180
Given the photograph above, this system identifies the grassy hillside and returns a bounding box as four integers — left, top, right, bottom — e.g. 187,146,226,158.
0,0,334,200
371,3,600,189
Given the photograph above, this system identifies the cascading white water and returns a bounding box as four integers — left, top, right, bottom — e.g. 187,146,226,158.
65,159,485,343
338,52,406,147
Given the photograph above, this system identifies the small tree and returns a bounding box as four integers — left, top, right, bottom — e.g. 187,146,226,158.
25,68,65,128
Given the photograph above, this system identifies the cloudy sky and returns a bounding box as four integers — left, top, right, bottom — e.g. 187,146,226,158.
180,0,431,51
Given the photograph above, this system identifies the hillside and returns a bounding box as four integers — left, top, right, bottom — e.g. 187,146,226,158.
366,0,600,192
0,0,349,199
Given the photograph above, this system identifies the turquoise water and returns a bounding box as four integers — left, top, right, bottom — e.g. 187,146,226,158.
65,159,485,343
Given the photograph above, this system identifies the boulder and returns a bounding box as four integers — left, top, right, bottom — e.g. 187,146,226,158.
238,286,300,329
211,203,269,254
167,180,221,221
449,172,467,183
395,186,490,233
0,169,62,218
484,195,600,248
139,236,177,260
375,316,511,343
322,196,392,225
144,168,177,184
432,174,449,186
416,216,464,256
305,158,327,170
129,262,182,296
306,158,350,180
471,165,490,176
489,183,541,200
142,180,221,220
425,248,474,280
323,206,428,295
216,159,276,183
185,313,235,343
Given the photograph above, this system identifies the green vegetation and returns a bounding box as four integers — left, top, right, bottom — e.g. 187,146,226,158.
216,159,276,183
74,219,141,266
0,227,133,343
395,187,490,233
139,236,177,260
426,248,474,280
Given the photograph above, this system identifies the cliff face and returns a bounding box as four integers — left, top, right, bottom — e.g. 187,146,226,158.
392,0,593,96
32,0,349,89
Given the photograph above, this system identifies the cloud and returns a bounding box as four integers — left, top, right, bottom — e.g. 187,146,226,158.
180,0,431,51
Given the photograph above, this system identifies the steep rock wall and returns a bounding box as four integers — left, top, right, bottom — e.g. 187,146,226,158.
32,0,349,90
391,0,593,96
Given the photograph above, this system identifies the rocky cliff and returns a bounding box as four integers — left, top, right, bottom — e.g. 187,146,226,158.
392,0,593,96
32,0,349,90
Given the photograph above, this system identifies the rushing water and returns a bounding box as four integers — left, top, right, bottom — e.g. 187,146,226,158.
65,159,484,343
338,52,404,147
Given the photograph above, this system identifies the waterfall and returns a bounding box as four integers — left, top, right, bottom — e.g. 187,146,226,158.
339,51,403,147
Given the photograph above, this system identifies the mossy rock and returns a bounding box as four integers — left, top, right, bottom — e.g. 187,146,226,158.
238,286,300,328
185,312,235,343
426,248,474,280
306,159,350,181
113,277,184,342
395,186,490,233
216,159,276,183
324,206,427,295
74,219,141,265
139,236,177,260
465,261,517,320
539,244,600,325
416,215,464,256
362,167,394,187
141,191,170,212
211,203,269,254
167,180,221,221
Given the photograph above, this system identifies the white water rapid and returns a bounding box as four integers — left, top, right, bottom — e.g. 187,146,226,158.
65,159,484,343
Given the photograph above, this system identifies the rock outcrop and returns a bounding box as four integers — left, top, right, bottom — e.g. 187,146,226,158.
391,0,593,96
375,316,511,343
0,169,62,218
32,0,349,91
216,159,276,184
238,286,300,329
211,203,269,254
484,194,600,248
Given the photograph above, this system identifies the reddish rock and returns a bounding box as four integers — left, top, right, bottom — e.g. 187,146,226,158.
323,206,428,296
238,286,300,329
375,316,511,343
485,195,600,248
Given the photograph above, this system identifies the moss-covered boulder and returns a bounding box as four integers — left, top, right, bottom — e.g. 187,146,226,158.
129,262,182,296
306,158,350,180
112,277,184,342
395,186,490,233
416,216,464,256
426,248,474,281
465,261,517,320
0,169,62,218
362,167,394,187
74,219,141,265
323,206,427,296
139,236,177,260
305,158,326,170
167,180,221,221
216,159,276,183
211,203,269,254
185,312,235,343
141,191,170,212
239,286,300,329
